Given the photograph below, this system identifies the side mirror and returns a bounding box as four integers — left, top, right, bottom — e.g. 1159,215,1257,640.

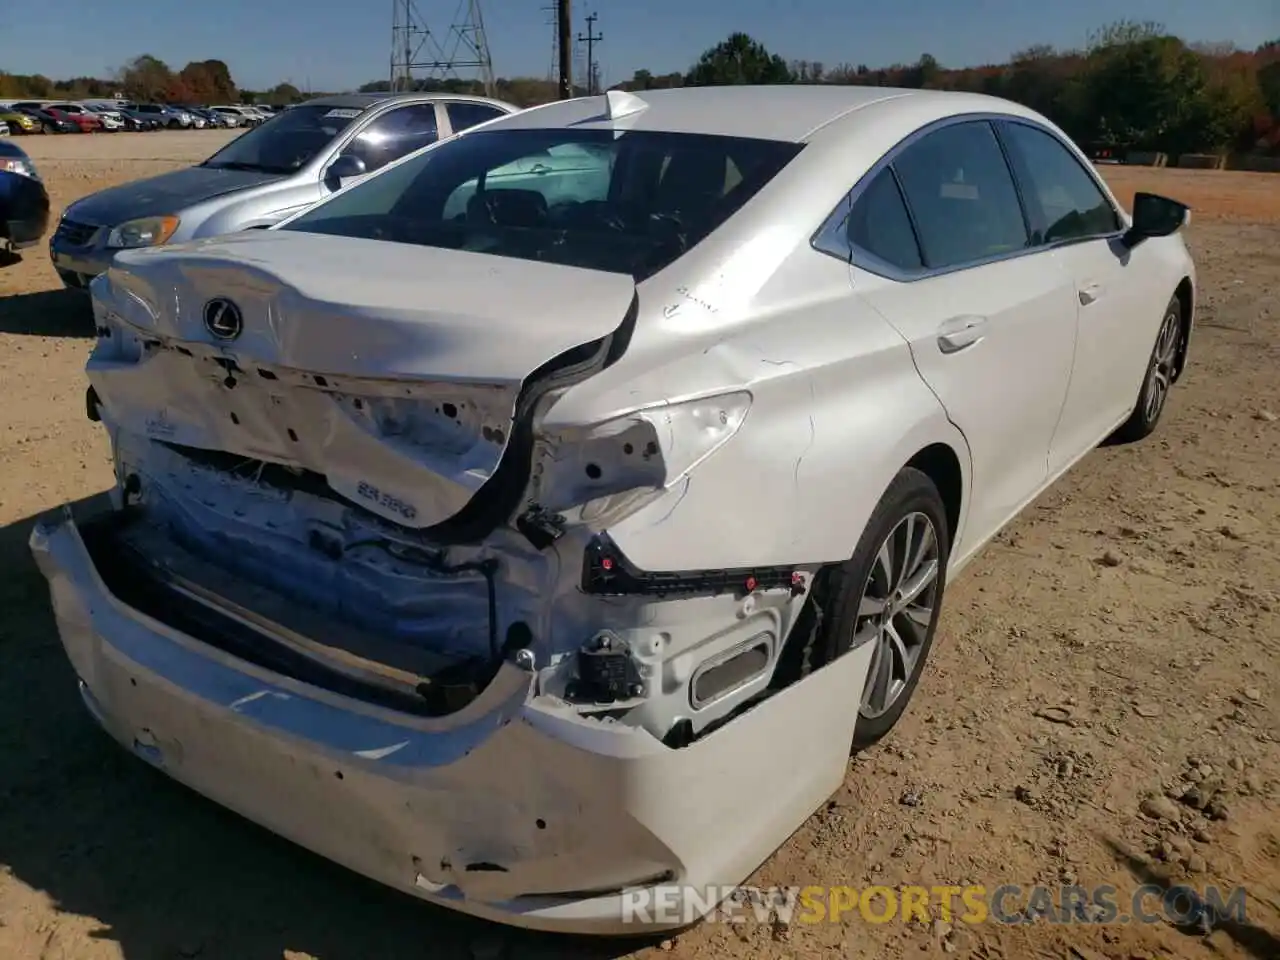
1122,192,1190,248
325,154,367,188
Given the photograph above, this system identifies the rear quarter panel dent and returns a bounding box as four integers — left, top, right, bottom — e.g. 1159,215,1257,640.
607,295,969,571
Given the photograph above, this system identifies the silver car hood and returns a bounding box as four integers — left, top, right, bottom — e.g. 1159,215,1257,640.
90,230,638,533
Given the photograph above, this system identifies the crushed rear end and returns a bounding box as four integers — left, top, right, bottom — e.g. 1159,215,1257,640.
30,229,870,932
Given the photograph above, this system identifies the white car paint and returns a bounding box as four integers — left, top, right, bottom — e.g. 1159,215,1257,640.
210,105,255,126
86,231,638,535
32,84,1195,933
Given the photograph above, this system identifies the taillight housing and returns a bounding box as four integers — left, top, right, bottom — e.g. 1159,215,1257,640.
532,391,753,529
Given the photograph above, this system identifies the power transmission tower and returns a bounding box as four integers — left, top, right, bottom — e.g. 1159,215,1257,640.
577,12,602,95
390,0,495,96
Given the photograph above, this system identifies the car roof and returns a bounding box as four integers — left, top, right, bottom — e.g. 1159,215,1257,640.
298,92,513,111
494,85,1039,143
0,140,31,158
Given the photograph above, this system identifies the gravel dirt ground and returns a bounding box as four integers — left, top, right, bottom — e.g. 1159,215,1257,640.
0,132,1277,960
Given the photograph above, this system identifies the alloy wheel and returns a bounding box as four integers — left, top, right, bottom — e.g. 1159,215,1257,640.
856,511,941,719
1143,307,1181,423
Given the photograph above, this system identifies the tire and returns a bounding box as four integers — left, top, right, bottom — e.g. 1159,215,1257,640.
784,467,951,750
1110,294,1184,444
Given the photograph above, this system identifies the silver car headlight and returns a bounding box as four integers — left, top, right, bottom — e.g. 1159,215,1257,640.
105,215,181,249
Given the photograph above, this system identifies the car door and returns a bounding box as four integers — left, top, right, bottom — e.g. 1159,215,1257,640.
847,119,1079,556
995,119,1156,471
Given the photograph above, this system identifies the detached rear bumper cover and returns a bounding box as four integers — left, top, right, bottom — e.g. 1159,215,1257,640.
29,505,871,934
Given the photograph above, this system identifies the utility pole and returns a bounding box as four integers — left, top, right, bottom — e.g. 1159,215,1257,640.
578,12,602,95
556,0,573,99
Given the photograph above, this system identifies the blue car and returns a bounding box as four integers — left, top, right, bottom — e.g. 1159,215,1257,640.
0,139,50,254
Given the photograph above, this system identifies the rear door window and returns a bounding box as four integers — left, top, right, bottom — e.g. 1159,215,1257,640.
446,102,507,133
892,121,1030,270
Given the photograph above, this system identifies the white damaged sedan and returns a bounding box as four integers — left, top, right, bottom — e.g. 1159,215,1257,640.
31,85,1195,933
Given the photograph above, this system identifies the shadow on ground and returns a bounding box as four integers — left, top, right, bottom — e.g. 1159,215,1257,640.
1100,836,1280,959
0,499,661,960
0,288,93,337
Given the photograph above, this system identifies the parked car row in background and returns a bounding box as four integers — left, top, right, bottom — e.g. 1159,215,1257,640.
0,99,280,134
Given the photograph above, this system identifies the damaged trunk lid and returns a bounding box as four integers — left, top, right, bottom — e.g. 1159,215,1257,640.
93,230,639,536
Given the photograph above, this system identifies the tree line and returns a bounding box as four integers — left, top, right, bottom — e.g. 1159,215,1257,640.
3,21,1277,155
0,54,299,106
626,23,1280,157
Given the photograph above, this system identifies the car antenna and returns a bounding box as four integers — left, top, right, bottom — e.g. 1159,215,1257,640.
604,88,647,121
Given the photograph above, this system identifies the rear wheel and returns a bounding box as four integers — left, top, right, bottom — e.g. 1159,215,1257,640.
785,467,951,749
1110,294,1184,444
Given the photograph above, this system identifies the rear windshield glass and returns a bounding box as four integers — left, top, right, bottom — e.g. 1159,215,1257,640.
201,104,363,175
280,128,803,281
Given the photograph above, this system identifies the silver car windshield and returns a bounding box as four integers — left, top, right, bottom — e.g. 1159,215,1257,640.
280,127,803,281
202,105,362,175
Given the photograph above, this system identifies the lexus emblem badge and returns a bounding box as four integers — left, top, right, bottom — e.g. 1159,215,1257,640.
203,297,243,340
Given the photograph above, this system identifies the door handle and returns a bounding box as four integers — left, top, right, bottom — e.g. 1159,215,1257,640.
1079,282,1103,306
937,315,988,354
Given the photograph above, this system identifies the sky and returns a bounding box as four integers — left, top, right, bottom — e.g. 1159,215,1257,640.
2,0,1276,92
